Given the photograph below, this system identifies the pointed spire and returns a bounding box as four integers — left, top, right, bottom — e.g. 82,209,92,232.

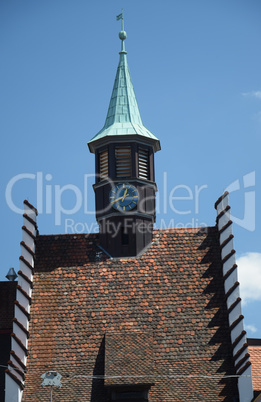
104,29,143,128
88,16,160,153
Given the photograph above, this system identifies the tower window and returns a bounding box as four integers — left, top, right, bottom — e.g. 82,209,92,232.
115,147,132,177
99,149,109,180
121,226,129,246
138,148,149,180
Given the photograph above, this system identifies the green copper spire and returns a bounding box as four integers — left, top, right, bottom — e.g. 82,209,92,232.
88,16,160,153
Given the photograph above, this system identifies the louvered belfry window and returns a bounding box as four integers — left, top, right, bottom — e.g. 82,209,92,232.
138,147,149,180
99,149,109,180
115,147,132,177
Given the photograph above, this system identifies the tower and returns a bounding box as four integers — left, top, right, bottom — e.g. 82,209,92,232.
88,16,160,257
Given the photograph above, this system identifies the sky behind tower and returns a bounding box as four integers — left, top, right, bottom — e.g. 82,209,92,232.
1,0,261,336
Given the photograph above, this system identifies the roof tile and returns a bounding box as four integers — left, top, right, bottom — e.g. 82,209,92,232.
23,228,239,401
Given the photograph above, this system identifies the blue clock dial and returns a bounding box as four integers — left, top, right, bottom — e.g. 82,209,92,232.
109,183,139,212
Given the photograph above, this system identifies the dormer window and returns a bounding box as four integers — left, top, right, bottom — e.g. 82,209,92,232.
99,149,109,180
115,147,132,177
138,147,149,180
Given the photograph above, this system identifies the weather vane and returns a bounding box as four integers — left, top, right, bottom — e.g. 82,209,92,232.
116,10,124,31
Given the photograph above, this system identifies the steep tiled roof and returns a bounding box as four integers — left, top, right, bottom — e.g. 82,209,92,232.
23,228,239,401
105,332,154,386
248,340,261,392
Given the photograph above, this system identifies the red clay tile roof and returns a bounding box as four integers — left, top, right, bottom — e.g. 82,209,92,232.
248,341,261,392
23,228,239,401
105,332,154,386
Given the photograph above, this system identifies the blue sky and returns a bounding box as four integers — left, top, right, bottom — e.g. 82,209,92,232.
1,0,261,336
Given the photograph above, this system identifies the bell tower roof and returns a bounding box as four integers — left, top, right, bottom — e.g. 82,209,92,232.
88,16,160,153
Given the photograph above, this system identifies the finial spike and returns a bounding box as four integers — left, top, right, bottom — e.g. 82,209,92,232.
117,10,127,54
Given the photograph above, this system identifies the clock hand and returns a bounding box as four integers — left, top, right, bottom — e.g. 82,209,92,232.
112,189,131,204
121,189,128,201
112,196,124,204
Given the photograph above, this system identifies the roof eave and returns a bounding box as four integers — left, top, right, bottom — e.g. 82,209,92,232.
88,133,161,154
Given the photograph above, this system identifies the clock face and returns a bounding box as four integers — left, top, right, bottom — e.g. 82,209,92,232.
109,183,139,212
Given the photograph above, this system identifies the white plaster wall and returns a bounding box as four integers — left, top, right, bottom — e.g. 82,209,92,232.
218,210,231,230
228,302,242,327
235,352,249,370
14,306,28,336
21,231,35,250
7,364,24,383
10,337,26,364
23,219,35,234
226,287,240,310
224,270,238,294
223,254,236,276
216,193,253,402
233,336,247,356
20,247,34,266
16,291,29,311
5,202,36,402
238,365,253,402
13,322,27,347
24,205,36,222
231,320,244,344
10,355,24,372
17,278,31,297
219,224,233,244
216,194,229,215
19,260,33,281
221,238,234,260
4,375,23,402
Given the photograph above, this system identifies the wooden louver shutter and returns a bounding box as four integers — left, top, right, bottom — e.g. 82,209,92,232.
115,147,132,177
99,150,108,180
138,148,149,180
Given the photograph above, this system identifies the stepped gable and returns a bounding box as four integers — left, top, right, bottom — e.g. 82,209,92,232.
5,200,38,399
23,227,239,401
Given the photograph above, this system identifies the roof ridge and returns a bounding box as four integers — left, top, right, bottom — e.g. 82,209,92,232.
36,233,98,238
